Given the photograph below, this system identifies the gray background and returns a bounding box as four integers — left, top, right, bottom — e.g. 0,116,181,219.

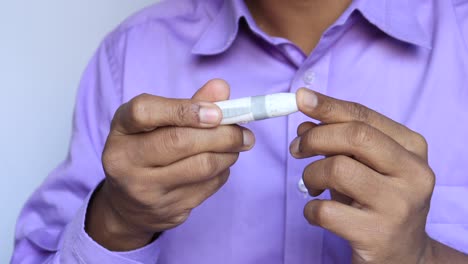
0,1,156,262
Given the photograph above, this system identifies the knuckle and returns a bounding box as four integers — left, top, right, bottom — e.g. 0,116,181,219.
417,165,436,194
327,156,349,185
409,131,428,156
198,153,219,176
425,170,436,190
219,153,239,168
167,128,183,147
217,154,238,174
185,198,203,211
128,94,151,125
316,101,338,119
170,211,191,226
327,156,347,178
348,122,375,147
165,128,193,152
154,206,173,221
172,102,197,126
349,102,370,122
111,105,125,129
218,170,231,185
227,153,240,166
412,132,428,148
102,146,127,178
319,101,336,118
301,130,318,152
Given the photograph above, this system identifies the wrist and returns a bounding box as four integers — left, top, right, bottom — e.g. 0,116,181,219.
85,181,156,251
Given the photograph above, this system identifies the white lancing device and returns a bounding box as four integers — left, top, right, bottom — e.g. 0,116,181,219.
214,93,298,125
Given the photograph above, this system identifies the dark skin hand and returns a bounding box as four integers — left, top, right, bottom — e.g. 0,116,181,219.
292,88,468,263
86,79,255,251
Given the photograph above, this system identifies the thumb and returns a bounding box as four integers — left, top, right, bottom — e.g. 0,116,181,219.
192,79,230,102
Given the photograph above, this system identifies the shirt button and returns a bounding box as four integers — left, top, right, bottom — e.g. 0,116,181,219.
303,70,316,85
298,178,308,194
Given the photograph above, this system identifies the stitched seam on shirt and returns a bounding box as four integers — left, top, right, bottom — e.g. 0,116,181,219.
71,250,86,264
103,38,122,105
71,241,87,264
451,0,468,51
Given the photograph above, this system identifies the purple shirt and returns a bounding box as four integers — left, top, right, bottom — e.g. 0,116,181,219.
11,0,468,263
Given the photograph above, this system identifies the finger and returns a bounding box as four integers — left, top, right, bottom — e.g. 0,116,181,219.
166,169,231,212
112,79,229,135
296,88,427,158
297,121,317,136
192,79,230,102
290,122,416,175
112,94,222,135
130,125,254,166
154,152,239,188
329,190,355,206
303,155,389,207
304,199,370,242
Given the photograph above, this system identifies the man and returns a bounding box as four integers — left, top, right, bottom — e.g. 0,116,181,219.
11,0,468,263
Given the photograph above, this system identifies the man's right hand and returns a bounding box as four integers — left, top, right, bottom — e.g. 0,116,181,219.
85,79,255,251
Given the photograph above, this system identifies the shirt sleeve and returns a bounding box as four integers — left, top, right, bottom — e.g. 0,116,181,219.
10,33,161,264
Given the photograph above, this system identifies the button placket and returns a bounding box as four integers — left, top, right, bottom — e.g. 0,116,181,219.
284,50,332,263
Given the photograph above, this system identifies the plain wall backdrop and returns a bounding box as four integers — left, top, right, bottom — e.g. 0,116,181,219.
0,1,156,262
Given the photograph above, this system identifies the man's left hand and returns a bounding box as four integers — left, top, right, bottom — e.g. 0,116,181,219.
291,88,435,264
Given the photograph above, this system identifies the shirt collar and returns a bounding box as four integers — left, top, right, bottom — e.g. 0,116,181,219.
191,0,247,55
355,0,432,49
191,0,432,55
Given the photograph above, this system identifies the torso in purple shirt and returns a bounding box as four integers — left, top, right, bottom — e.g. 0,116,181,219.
12,0,468,263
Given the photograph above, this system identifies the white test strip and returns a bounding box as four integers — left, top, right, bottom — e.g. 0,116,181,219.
214,93,298,125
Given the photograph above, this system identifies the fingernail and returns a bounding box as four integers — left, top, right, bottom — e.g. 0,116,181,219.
199,103,221,125
290,137,301,155
300,88,318,111
242,129,255,148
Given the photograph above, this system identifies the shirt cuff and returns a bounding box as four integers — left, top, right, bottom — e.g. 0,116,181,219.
60,188,161,264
